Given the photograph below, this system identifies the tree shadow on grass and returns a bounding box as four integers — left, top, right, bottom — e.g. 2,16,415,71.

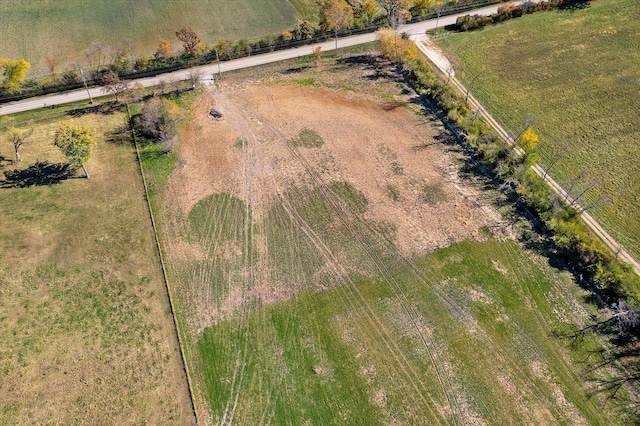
283,66,311,74
65,101,122,118
336,54,381,68
0,155,13,168
382,99,408,111
558,0,591,10
337,54,401,82
106,125,133,146
2,161,75,188
412,132,456,151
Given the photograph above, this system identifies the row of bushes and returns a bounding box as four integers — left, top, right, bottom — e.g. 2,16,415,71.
0,0,507,104
378,30,638,305
456,0,592,31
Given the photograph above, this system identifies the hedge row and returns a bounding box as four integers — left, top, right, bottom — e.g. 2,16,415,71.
455,0,592,32
0,0,505,104
386,33,639,305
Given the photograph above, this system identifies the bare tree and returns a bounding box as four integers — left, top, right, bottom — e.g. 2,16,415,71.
44,56,59,81
155,78,168,97
377,0,411,29
568,176,599,208
102,71,130,102
124,40,138,64
168,77,182,94
175,27,202,56
463,66,484,105
84,42,105,73
140,98,182,151
514,113,537,141
7,127,33,163
188,69,204,89
445,64,454,85
577,195,611,214
563,169,589,202
541,140,570,180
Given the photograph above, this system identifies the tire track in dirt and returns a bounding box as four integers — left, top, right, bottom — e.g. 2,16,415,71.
229,93,463,425
215,88,451,422
298,152,465,426
176,83,511,423
212,92,299,424
226,91,436,422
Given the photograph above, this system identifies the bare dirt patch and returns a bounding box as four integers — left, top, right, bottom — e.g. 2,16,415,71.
162,79,514,333
167,83,505,258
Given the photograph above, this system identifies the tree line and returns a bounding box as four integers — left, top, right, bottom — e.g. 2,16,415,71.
455,0,594,31
0,0,500,102
375,27,640,415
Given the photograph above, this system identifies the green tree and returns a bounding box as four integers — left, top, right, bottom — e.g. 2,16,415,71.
54,123,97,178
292,21,316,40
320,0,354,54
0,58,31,92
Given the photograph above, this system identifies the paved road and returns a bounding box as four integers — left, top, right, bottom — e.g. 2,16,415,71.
5,0,634,277
0,3,514,116
413,36,640,276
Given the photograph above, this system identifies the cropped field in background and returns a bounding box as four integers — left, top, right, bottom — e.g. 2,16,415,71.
0,0,299,74
436,0,640,259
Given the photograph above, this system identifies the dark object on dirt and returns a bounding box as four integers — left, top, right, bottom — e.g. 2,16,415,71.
209,109,224,119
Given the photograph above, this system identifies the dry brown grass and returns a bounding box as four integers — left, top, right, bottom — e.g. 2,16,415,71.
0,110,193,424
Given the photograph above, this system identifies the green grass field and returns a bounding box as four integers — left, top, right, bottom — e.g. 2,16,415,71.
164,181,627,423
141,52,632,423
0,0,300,74
194,239,623,424
288,0,321,24
436,0,640,260
0,108,193,424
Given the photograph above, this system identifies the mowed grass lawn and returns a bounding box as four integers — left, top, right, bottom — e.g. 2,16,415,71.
0,108,193,424
0,0,299,74
436,0,640,260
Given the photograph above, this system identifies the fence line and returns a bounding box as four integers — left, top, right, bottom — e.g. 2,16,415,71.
126,104,201,426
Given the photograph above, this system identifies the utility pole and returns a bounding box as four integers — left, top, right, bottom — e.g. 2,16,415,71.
80,68,93,104
214,48,221,79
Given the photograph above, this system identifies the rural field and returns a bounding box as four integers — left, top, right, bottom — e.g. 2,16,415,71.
143,50,631,423
436,0,640,261
0,0,304,74
0,107,194,424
